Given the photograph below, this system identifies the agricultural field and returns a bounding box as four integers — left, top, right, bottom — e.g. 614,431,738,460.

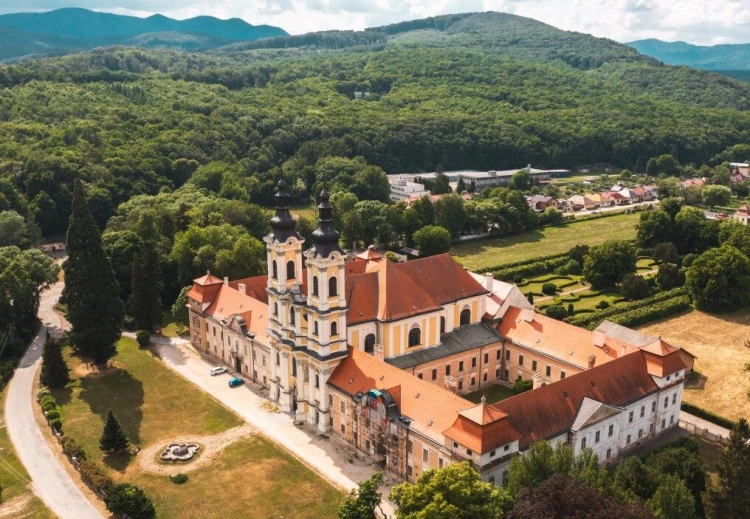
452,212,641,271
638,308,750,423
49,338,343,518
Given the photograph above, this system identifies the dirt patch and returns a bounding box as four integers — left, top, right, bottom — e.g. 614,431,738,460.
137,424,257,475
260,400,280,413
72,361,123,379
0,493,33,518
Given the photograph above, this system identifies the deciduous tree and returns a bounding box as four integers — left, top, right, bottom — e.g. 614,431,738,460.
686,245,750,312
413,225,451,257
338,471,384,519
583,240,637,288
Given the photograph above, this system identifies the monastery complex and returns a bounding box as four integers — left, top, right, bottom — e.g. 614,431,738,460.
187,180,695,485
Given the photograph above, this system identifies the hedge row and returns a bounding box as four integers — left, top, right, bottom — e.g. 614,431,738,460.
493,256,571,282
601,295,692,330
475,251,570,274
564,288,686,328
681,402,737,430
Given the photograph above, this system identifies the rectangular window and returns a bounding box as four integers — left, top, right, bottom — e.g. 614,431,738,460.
446,365,451,376
640,406,645,418
626,434,631,444
502,471,509,486
483,373,488,382
496,350,501,360
458,361,464,372
407,465,413,478
489,476,495,484
340,401,345,413
560,371,566,379
518,355,524,366
329,395,333,407
490,450,496,457
407,440,413,454
341,424,346,434
608,424,614,437
606,448,612,459
662,419,666,429
649,423,654,433
484,353,489,364
439,458,444,468
504,445,510,452
670,415,674,425
505,350,510,360
458,380,463,391
495,368,501,378
638,429,643,439
546,365,551,377
466,449,472,455
629,411,634,423
672,394,677,405
470,377,476,386
652,401,656,413
422,448,429,463
532,360,537,371
472,357,477,368
417,373,423,379
581,437,587,449
595,431,600,443
432,369,437,380
664,397,669,408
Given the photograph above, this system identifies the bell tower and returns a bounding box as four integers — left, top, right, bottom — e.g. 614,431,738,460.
264,179,304,414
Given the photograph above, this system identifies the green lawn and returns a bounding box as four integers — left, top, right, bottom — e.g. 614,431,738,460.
159,321,187,338
290,203,318,221
51,339,343,518
452,212,641,271
0,387,55,518
464,384,515,405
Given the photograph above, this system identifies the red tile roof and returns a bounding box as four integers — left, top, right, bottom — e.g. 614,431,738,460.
229,275,269,305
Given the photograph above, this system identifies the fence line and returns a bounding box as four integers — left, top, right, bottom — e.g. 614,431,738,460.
679,419,729,444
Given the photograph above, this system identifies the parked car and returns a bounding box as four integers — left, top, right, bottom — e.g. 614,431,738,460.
228,377,245,388
210,366,228,376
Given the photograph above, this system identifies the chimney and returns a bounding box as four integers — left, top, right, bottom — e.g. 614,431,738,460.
444,375,457,393
593,330,606,348
588,355,597,369
374,343,384,361
527,164,532,171
223,276,229,286
484,273,494,290
620,344,628,358
533,373,543,390
237,283,246,294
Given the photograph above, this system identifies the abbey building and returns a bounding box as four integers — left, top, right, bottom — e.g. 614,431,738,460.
187,180,694,484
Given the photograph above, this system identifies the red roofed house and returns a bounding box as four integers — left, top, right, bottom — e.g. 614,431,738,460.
733,205,750,226
187,179,691,486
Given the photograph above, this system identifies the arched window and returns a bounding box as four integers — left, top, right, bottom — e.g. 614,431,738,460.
272,260,278,279
273,302,278,316
331,321,338,336
292,357,297,377
289,307,295,326
313,321,319,335
315,374,320,388
286,260,295,280
328,276,337,297
408,327,421,347
440,316,446,334
312,276,319,296
460,308,471,326
364,334,376,354
276,352,280,365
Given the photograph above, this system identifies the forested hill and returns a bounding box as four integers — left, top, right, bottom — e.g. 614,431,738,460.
1,11,749,245
629,39,750,71
0,8,287,60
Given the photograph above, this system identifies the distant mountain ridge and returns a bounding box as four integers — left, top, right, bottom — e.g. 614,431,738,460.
0,7,287,61
628,38,750,71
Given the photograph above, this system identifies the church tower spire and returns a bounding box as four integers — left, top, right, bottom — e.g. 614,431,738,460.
269,179,302,243
309,188,344,259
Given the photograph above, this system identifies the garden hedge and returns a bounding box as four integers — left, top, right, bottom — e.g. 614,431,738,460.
681,402,737,430
564,288,687,329
475,251,570,274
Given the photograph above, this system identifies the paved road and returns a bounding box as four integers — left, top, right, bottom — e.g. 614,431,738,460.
680,410,732,440
5,280,104,519
152,339,396,517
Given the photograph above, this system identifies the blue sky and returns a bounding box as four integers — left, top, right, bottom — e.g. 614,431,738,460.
2,0,750,45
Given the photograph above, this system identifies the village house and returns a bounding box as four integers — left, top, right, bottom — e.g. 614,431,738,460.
681,178,707,189
187,180,692,486
733,205,750,226
526,195,559,212
731,166,749,185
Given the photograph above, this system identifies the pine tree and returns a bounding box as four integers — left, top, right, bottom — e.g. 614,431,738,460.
100,410,129,454
40,331,69,388
130,243,162,331
527,292,534,305
705,418,750,518
62,180,124,365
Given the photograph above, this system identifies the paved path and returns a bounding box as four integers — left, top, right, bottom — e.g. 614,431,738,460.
680,411,732,440
5,281,104,519
151,339,396,517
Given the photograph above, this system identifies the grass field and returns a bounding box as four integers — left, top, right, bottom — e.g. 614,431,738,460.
51,339,343,518
464,383,515,404
451,212,641,271
638,308,750,423
0,387,54,518
290,203,318,221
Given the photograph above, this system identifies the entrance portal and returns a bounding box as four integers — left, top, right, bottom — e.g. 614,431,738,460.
235,357,242,373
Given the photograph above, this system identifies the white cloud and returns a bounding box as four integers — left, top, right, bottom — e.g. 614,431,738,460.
1,0,749,44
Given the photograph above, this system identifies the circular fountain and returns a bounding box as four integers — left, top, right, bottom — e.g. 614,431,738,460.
160,443,200,462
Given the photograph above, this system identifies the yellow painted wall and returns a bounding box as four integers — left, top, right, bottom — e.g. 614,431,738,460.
471,300,479,323
428,316,436,345
393,326,401,357
383,323,390,356
352,330,360,350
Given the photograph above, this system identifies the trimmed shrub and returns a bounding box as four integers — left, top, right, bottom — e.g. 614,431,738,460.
542,282,557,295
45,410,61,421
40,395,56,409
50,418,63,432
682,253,697,268
171,473,189,484
546,304,568,320
136,330,151,348
681,402,736,430
596,300,610,310
36,387,51,401
621,273,651,301
476,251,570,274
564,259,582,275
565,288,686,329
567,303,575,316
513,379,533,395
79,460,114,493
604,296,691,329
104,483,156,519
61,436,87,460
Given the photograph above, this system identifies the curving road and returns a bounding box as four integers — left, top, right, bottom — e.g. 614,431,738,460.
5,280,104,519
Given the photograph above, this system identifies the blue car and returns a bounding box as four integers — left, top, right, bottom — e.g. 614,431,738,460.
228,377,245,388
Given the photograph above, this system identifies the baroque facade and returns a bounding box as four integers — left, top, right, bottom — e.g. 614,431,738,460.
187,180,693,484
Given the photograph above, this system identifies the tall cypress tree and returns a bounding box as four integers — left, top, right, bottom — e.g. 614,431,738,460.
40,330,69,388
62,180,124,365
130,243,162,331
99,409,130,453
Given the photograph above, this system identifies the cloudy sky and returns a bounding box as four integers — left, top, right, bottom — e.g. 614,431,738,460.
2,0,749,45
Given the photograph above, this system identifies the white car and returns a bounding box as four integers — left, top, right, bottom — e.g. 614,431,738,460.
209,366,228,376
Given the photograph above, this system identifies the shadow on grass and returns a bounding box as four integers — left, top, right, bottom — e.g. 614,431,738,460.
452,229,548,257
103,451,135,473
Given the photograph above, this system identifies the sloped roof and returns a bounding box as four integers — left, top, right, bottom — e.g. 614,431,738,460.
642,349,687,378
229,274,269,305
193,272,224,286
570,397,622,432
493,351,660,449
328,347,474,444
444,405,522,453
203,285,268,339
594,320,656,347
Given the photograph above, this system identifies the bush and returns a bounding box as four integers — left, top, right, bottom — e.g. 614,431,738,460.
45,409,60,421
636,248,653,257
104,483,156,519
513,379,534,395
36,387,51,401
605,296,692,329
61,436,87,460
657,263,685,290
476,251,569,274
565,288,687,329
682,253,697,267
171,473,189,484
136,330,151,348
546,304,568,320
567,303,575,316
50,418,63,432
541,282,557,295
681,402,736,430
40,395,56,409
596,300,610,310
564,259,581,275
621,273,651,301
79,460,114,493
